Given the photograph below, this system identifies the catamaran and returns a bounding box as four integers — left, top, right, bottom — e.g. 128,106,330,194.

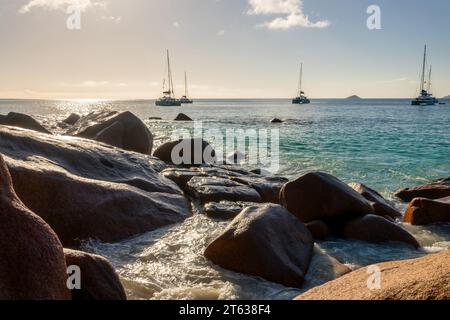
156,50,181,106
292,62,310,104
180,72,193,104
411,45,439,106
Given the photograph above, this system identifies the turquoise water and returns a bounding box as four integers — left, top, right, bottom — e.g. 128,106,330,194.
2,98,449,197
1,98,449,299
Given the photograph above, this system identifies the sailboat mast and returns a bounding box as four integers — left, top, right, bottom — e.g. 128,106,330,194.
185,72,188,97
427,65,432,92
167,49,175,98
298,63,303,96
420,45,427,92
166,50,171,96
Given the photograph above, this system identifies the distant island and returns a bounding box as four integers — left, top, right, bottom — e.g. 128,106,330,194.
346,95,362,100
442,95,450,100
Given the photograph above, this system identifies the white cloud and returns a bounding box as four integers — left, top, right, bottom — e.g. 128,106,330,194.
247,0,330,30
19,0,105,13
248,0,299,15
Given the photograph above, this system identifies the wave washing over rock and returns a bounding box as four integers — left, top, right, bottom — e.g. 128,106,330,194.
84,208,449,300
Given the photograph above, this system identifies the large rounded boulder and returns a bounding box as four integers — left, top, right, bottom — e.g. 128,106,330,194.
396,177,450,202
0,112,51,134
280,172,374,223
7,158,190,246
404,197,450,225
343,214,420,248
0,154,70,300
66,110,153,155
296,250,450,300
64,249,126,300
204,204,314,288
153,138,216,165
62,113,81,126
0,126,190,247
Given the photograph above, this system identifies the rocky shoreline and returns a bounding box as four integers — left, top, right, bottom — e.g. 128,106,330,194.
0,110,449,300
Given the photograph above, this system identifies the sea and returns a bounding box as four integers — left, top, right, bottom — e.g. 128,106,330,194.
1,98,449,300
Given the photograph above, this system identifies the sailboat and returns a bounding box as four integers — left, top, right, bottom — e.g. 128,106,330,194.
156,50,181,106
180,72,193,104
292,63,310,104
411,45,439,106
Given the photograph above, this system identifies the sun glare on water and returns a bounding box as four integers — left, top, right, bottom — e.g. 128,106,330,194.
62,98,111,103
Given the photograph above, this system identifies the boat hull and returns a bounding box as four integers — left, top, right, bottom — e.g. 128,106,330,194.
155,99,181,107
180,98,194,104
292,98,311,104
411,98,439,106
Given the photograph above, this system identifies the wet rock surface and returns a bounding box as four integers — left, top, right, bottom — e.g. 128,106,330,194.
0,126,176,193
153,139,216,165
343,214,420,248
162,166,287,205
203,201,260,220
66,110,154,155
396,177,450,202
231,175,288,204
0,154,70,300
280,172,374,223
161,165,288,221
0,112,51,134
161,167,206,189
203,201,244,219
404,196,450,225
63,113,81,126
64,249,126,300
303,247,352,290
296,250,450,300
205,204,314,288
349,182,402,219
0,126,190,246
305,220,330,240
187,176,263,204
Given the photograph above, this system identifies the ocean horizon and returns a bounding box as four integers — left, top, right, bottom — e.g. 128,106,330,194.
1,97,449,102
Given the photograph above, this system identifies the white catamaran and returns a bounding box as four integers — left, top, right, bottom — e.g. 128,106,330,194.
292,62,310,105
180,72,193,104
156,50,181,107
411,45,439,106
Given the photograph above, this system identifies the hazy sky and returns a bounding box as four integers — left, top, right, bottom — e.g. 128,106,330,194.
0,0,449,99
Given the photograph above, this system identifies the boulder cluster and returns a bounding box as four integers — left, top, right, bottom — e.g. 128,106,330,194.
397,178,450,225
0,111,186,300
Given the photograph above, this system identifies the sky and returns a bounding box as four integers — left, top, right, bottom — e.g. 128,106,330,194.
0,0,449,99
